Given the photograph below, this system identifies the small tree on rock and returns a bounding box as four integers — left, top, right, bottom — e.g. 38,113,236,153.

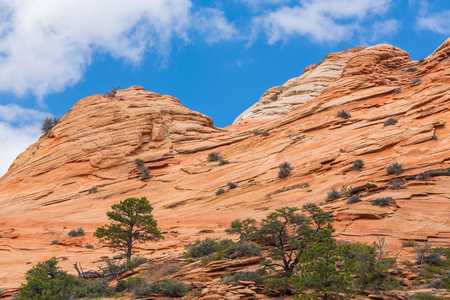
94,197,162,261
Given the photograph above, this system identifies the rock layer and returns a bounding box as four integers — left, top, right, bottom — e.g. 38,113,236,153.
0,39,450,290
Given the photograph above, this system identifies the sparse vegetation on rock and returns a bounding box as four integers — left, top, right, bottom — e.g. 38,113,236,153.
94,197,162,261
336,110,351,119
68,227,85,237
254,130,269,136
406,67,418,72
352,159,364,171
227,182,237,189
216,188,226,195
371,197,396,206
387,162,403,175
105,86,119,98
384,118,398,127
208,152,222,162
41,117,59,134
278,161,292,178
347,194,362,204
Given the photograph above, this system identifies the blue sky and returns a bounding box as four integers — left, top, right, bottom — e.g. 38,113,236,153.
0,0,449,176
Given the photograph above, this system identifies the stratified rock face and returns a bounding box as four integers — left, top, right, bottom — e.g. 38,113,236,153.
1,39,450,290
233,44,410,123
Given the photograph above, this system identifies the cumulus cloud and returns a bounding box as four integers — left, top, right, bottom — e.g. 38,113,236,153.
0,104,50,177
0,0,194,98
417,10,450,35
252,0,393,44
193,8,238,44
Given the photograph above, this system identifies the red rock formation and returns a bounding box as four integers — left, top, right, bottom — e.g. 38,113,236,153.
0,39,450,291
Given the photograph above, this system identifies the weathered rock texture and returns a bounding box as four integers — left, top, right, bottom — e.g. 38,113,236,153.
1,39,450,292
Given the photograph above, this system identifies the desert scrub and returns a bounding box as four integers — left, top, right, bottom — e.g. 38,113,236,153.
278,161,292,178
347,194,362,204
336,110,351,119
406,67,418,72
230,271,265,285
216,188,226,196
411,77,422,85
185,238,234,258
68,227,85,237
134,158,145,166
227,182,237,189
352,159,364,171
218,158,229,165
254,130,269,136
225,241,261,257
370,197,396,206
86,244,94,249
51,240,59,245
208,152,222,162
387,162,403,175
384,118,398,127
326,188,342,201
393,88,402,95
105,86,119,98
402,240,419,247
88,186,98,194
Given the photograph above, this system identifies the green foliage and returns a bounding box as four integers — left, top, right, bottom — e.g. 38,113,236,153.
296,224,351,300
384,118,398,127
402,240,419,247
125,276,188,298
41,117,59,134
228,205,330,276
86,244,94,249
185,238,234,258
326,188,341,201
158,278,189,297
134,158,145,166
94,197,162,261
370,197,396,206
18,257,113,300
336,110,351,119
208,152,222,162
88,186,98,194
278,161,293,178
225,241,261,257
227,182,237,189
254,130,270,136
352,159,364,171
341,239,401,292
218,158,229,165
68,227,84,237
231,271,265,285
412,292,444,300
386,162,403,174
50,240,59,245
406,67,418,72
347,194,362,204
216,188,226,196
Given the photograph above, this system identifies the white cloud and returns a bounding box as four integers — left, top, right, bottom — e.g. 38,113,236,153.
0,104,50,177
370,19,401,42
252,0,393,44
417,10,450,35
0,0,193,98
193,8,238,44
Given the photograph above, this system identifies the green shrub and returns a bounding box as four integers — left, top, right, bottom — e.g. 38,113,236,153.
186,238,234,258
384,118,398,127
371,197,396,206
227,182,237,189
412,292,444,300
68,227,85,237
86,244,94,249
50,240,59,245
418,58,425,64
41,117,59,134
393,88,402,95
254,130,269,136
411,77,422,85
18,257,113,300
218,159,229,165
387,162,403,175
134,158,145,166
231,271,265,285
208,152,222,162
352,159,364,171
326,188,342,201
347,194,362,204
402,240,419,247
126,276,159,298
278,161,292,178
336,110,351,119
216,188,226,196
225,241,261,257
105,86,119,98
406,67,418,72
88,186,98,194
158,278,189,297
115,280,127,292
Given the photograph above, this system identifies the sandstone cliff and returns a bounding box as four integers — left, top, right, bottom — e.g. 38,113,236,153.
0,39,449,293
